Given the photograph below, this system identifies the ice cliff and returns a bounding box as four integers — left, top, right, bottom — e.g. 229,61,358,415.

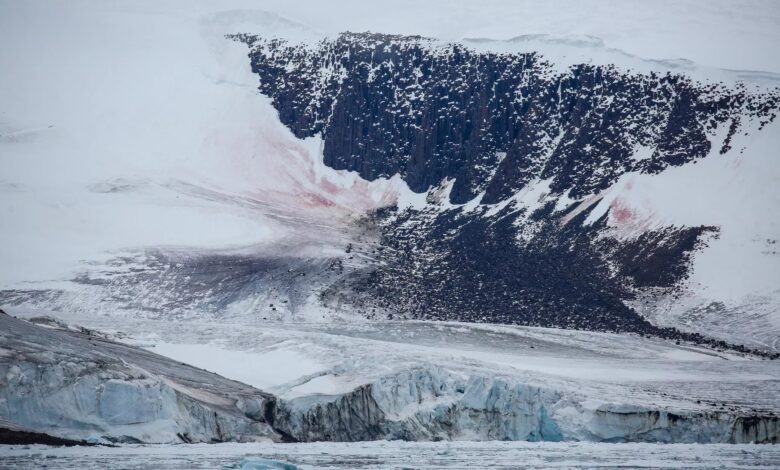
271,367,779,444
0,312,281,444
1,313,777,445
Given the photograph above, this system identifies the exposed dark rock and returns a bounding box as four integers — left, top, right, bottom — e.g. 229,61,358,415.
0,425,95,446
231,32,779,204
319,202,712,336
601,225,718,288
229,31,779,354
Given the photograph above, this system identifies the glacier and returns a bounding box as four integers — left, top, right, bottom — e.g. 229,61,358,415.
0,312,281,444
274,369,779,443
2,311,778,445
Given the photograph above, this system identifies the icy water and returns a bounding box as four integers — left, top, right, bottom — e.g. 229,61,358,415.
1,441,779,469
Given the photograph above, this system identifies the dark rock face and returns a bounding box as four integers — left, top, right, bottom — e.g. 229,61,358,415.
600,225,717,289
321,203,718,338
232,32,778,204
227,32,780,348
0,426,93,446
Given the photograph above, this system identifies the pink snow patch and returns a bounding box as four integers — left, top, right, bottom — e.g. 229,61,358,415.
607,196,659,239
303,192,336,208
610,199,635,224
319,178,341,195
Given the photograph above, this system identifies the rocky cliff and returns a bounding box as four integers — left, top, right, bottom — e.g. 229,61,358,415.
232,32,780,350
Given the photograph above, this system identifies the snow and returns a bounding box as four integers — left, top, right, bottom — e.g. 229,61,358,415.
284,375,353,399
147,342,326,392
0,182,285,285
214,0,780,76
579,119,780,348
0,0,409,288
3,0,779,289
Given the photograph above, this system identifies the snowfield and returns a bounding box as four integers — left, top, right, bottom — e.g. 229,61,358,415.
2,0,779,349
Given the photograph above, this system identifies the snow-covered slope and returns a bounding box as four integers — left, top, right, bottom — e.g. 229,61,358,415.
231,29,779,351
2,1,779,353
0,2,410,286
2,1,779,350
